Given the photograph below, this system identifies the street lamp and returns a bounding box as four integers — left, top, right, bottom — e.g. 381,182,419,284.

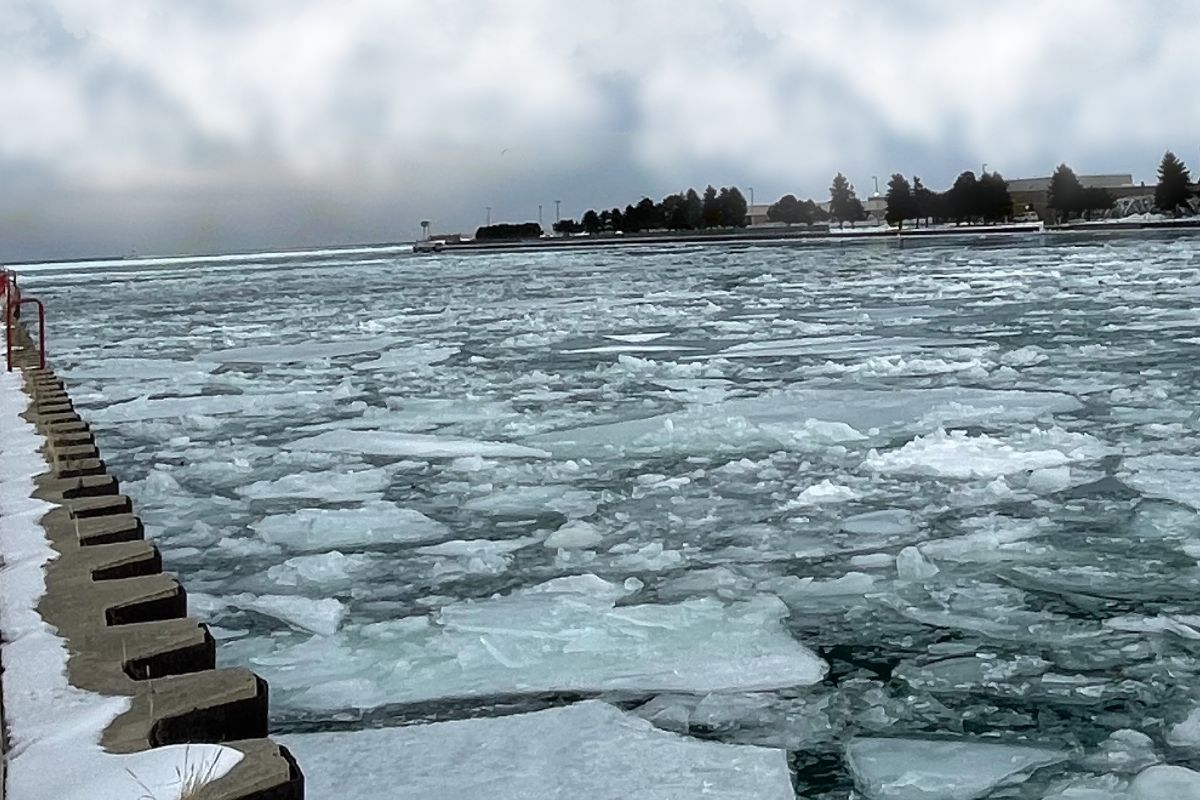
872,175,879,195
981,163,988,176
749,187,755,207
555,199,561,222
486,206,491,226
538,204,543,226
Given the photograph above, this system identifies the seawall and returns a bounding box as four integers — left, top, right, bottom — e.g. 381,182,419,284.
3,323,303,799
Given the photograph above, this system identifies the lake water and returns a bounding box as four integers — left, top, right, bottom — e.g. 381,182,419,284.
15,233,1200,799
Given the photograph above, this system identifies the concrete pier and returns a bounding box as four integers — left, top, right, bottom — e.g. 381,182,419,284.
3,327,303,799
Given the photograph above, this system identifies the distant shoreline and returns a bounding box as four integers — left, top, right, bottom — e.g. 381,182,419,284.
6,217,1198,269
417,218,1200,254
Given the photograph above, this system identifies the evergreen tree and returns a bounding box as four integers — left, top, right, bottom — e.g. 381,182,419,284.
684,188,703,229
804,198,829,222
1048,163,1084,223
581,209,601,234
885,173,917,230
701,185,720,228
978,171,1014,222
1155,151,1193,215
911,176,947,226
1081,187,1115,220
723,186,749,227
659,193,687,230
947,171,981,223
622,204,640,232
829,173,859,229
610,208,624,231
768,194,805,224
636,197,660,230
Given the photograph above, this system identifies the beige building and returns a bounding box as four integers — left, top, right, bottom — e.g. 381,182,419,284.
1007,173,1151,219
746,204,773,226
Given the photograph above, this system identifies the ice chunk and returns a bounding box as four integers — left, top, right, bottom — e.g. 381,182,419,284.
846,738,1067,800
352,345,457,371
791,480,859,505
463,485,598,518
1121,455,1200,510
865,429,1074,479
544,520,603,549
530,388,1081,456
766,572,877,599
896,547,939,581
279,701,794,800
199,337,396,363
563,344,699,354
1083,729,1158,773
1041,774,1128,800
266,552,373,590
236,594,346,636
253,579,826,710
605,332,671,343
252,501,450,551
91,391,330,422
610,541,685,571
238,468,391,501
1131,765,1200,800
1104,614,1200,640
287,430,550,459
920,516,1045,563
1168,708,1200,747
1027,466,1072,494
418,537,540,576
842,510,918,536
416,538,538,558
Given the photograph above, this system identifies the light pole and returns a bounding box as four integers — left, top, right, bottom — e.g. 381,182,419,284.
981,163,988,176
555,199,561,222
486,206,491,226
538,204,543,227
749,186,754,207
872,175,879,195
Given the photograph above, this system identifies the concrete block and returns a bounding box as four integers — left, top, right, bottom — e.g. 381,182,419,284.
52,443,101,461
71,513,145,545
194,740,304,800
68,494,133,518
39,473,118,500
56,458,108,478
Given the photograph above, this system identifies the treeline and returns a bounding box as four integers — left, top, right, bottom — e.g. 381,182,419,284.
554,185,748,234
544,151,1196,239
880,171,1015,229
475,222,543,240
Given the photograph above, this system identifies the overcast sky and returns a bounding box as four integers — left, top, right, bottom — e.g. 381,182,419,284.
3,0,1198,261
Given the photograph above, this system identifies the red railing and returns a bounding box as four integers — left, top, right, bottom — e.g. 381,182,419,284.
3,269,48,371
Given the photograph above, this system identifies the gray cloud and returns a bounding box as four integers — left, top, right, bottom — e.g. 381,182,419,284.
3,0,1198,260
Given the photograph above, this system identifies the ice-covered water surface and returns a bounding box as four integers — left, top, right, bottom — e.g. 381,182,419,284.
18,234,1200,798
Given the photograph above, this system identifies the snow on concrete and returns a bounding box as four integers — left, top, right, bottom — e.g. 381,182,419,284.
0,372,242,799
279,700,795,800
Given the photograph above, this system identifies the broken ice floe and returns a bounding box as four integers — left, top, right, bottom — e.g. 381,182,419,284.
279,701,794,800
235,574,826,710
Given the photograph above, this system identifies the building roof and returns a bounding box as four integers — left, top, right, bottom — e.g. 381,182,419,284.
1007,174,1134,192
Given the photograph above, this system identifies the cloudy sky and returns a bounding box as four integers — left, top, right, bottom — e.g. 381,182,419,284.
3,0,1198,260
